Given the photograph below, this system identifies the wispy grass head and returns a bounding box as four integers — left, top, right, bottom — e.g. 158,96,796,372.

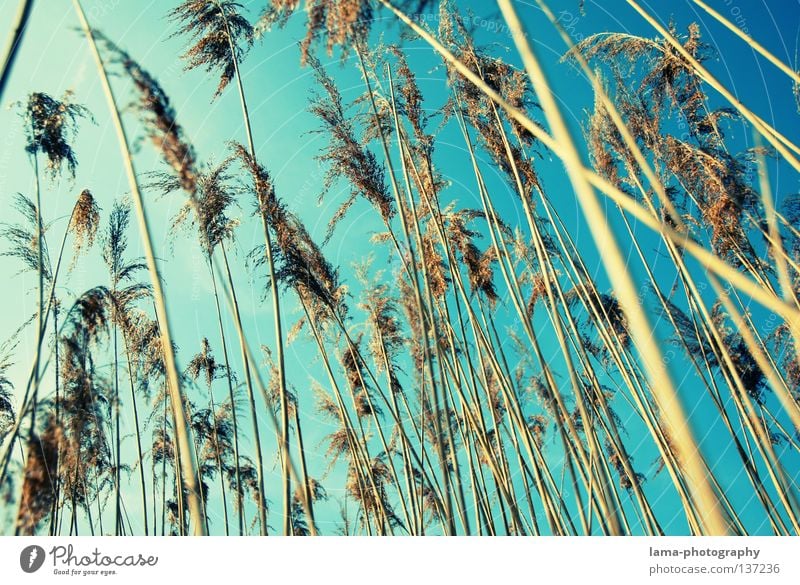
16,419,61,535
257,1,434,64
301,0,372,64
96,31,198,192
69,189,100,268
159,155,240,254
571,23,716,144
235,143,345,321
170,0,254,99
101,199,131,279
57,315,112,505
21,91,89,178
445,209,499,306
186,338,226,389
291,478,326,536
308,55,395,241
0,194,51,279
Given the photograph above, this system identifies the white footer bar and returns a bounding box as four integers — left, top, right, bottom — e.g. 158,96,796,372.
2,536,798,584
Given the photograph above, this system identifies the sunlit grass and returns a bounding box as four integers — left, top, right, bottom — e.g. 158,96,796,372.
0,0,798,536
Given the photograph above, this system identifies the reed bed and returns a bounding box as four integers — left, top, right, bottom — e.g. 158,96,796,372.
0,0,798,536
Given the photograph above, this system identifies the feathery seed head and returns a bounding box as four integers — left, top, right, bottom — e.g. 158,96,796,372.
21,92,89,178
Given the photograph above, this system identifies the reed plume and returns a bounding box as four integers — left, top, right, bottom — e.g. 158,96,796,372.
15,417,60,535
308,55,395,241
22,91,88,178
1,0,798,539
169,1,253,99
96,32,198,193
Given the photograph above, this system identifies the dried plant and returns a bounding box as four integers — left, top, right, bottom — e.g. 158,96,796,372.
444,209,499,305
170,1,254,98
236,144,345,321
97,32,198,193
161,156,239,255
290,478,326,536
1,0,798,539
257,0,435,64
56,296,112,512
308,55,395,241
15,418,61,535
439,3,539,199
20,91,89,178
0,194,51,280
68,190,100,268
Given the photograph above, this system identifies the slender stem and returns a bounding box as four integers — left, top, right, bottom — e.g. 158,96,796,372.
214,0,291,534
206,375,230,536
30,147,42,440
120,328,148,535
208,256,244,535
112,289,121,535
219,242,267,534
0,0,34,104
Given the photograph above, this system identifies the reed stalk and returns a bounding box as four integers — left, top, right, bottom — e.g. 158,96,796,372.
71,0,206,535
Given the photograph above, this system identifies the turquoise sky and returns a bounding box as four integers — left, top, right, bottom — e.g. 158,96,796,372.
0,0,799,535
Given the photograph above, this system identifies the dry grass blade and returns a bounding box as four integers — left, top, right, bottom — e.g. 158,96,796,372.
0,0,796,539
626,0,800,168
690,0,800,85
495,0,728,536
0,0,34,104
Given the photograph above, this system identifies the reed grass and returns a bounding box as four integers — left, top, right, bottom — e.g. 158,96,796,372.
0,0,797,537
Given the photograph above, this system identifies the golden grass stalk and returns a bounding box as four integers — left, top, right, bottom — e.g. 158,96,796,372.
690,0,800,85
71,0,206,536
495,0,728,535
379,0,800,332
0,0,33,103
626,0,800,167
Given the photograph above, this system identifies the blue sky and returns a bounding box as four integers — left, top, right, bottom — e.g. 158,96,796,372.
1,0,799,535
